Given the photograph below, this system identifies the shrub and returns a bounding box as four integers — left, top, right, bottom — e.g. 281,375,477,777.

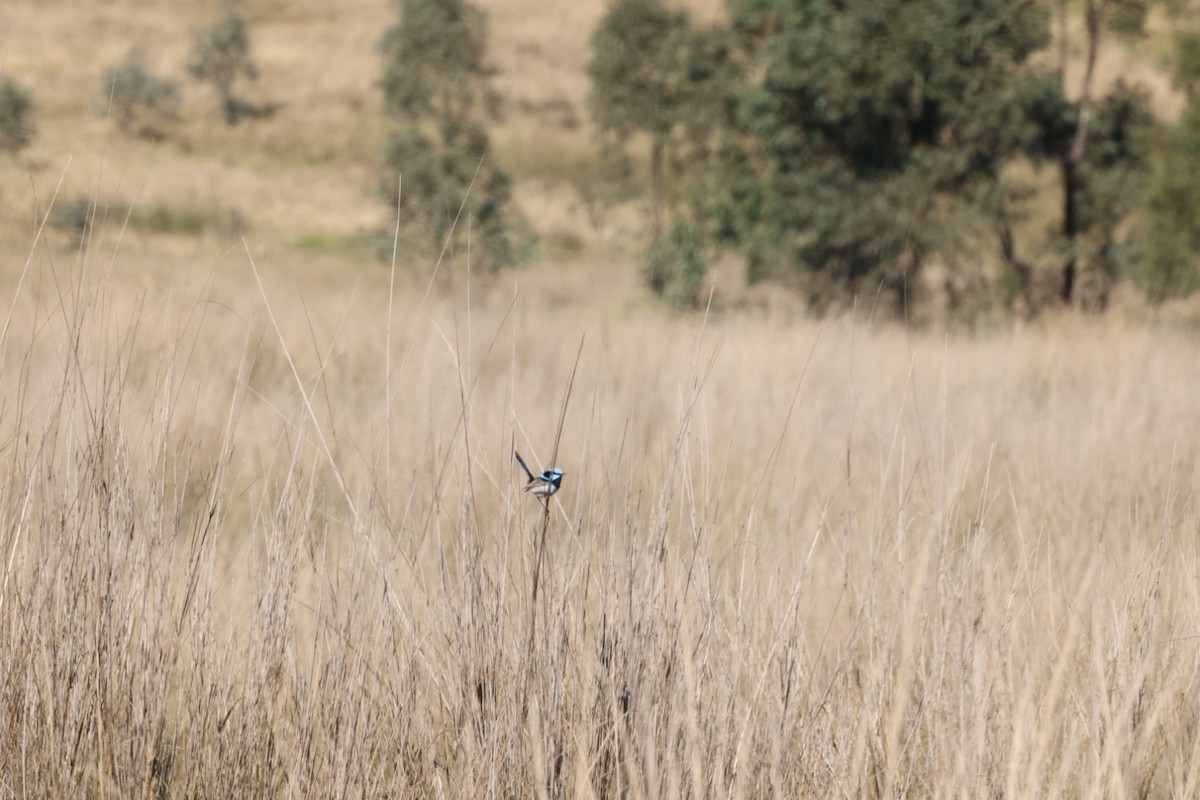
101,52,180,137
644,216,708,309
49,197,96,249
188,11,259,125
0,77,34,154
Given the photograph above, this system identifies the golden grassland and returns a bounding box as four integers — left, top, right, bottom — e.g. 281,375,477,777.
4,227,1200,794
2,0,1200,796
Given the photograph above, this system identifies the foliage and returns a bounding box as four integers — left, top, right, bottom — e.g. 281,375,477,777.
1010,71,1151,303
1174,30,1200,94
380,0,496,121
379,0,532,270
188,11,259,125
0,77,34,154
49,197,96,249
644,215,709,309
582,0,1172,315
381,120,533,270
1137,123,1200,301
587,0,685,238
101,51,179,137
589,0,691,143
1033,0,1162,309
1066,82,1153,291
589,0,732,304
1136,28,1200,304
1106,0,1151,36
718,0,1052,313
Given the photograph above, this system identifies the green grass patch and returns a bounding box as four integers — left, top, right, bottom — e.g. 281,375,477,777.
294,231,385,262
492,125,601,184
129,203,212,236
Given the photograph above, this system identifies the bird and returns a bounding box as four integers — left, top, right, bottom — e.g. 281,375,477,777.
514,450,563,502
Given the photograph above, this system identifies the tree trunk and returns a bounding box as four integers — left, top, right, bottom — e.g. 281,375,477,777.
999,217,1033,308
1060,0,1102,305
1060,158,1078,303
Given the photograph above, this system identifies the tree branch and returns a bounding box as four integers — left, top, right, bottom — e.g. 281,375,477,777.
1069,0,1102,164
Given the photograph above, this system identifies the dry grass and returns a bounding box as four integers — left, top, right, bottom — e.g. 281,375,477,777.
1,201,1200,796
1,1,1199,796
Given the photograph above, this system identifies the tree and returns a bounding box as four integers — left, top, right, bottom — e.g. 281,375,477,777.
588,0,732,306
1043,0,1156,307
1063,81,1152,308
0,78,34,154
589,0,691,236
379,0,532,270
721,0,1052,314
102,51,179,137
188,11,259,125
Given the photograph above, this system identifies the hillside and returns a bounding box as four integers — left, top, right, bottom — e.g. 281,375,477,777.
0,0,672,286
0,0,1185,309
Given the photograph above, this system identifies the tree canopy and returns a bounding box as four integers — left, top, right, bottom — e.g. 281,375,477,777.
589,0,733,305
586,0,1169,316
188,12,259,125
379,0,531,270
722,0,1053,311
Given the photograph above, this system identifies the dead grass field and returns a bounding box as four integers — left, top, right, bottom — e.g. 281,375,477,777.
2,0,1200,797
3,227,1200,795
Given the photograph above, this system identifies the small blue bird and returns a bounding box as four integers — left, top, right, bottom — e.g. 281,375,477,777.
514,451,564,502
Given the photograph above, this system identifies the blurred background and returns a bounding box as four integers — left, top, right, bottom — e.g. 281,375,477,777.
2,0,1198,324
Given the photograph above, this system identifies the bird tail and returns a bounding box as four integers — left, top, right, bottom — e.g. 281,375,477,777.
514,450,536,483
